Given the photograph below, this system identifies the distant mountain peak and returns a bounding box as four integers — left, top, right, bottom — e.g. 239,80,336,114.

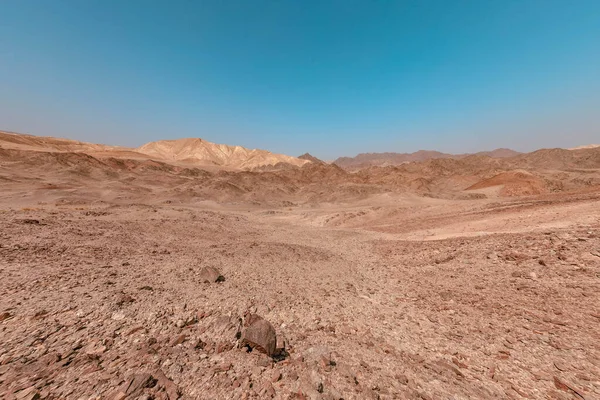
298,153,325,164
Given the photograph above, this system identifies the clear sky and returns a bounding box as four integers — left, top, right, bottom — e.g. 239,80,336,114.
1,1,599,159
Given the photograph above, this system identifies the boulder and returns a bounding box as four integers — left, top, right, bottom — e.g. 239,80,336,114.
242,314,277,356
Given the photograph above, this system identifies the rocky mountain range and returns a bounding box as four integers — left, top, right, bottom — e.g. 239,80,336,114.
333,148,521,169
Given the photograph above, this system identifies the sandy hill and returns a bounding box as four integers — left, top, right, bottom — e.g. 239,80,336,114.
137,138,309,169
569,144,600,150
333,148,521,170
0,130,127,153
0,131,309,170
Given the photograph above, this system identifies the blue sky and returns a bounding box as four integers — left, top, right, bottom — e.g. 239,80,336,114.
1,1,599,159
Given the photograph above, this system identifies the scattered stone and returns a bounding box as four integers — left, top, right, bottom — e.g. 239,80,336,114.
112,311,126,321
214,362,232,373
171,334,186,346
123,373,157,396
194,338,206,350
199,266,225,283
153,368,180,399
529,272,538,279
396,373,409,385
116,292,135,306
14,386,40,400
270,369,282,382
553,376,585,399
241,314,277,357
0,311,12,322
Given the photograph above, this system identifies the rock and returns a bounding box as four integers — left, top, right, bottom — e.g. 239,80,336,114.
171,334,186,346
241,314,277,357
214,362,232,373
154,369,180,399
199,266,224,283
257,356,273,367
270,369,282,382
112,312,126,321
259,382,276,398
396,373,408,385
553,376,585,398
123,373,157,396
275,334,287,356
529,272,538,280
0,311,11,322
110,391,127,400
14,387,40,400
116,292,135,306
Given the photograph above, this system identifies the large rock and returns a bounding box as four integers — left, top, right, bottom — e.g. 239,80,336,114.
241,314,277,356
199,266,224,283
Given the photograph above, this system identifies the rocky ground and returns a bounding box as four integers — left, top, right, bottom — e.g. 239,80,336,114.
1,189,599,400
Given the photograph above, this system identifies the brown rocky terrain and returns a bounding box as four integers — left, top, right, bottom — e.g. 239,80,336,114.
1,131,600,400
333,148,521,170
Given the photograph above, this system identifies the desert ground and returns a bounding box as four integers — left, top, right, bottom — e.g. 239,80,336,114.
1,132,600,400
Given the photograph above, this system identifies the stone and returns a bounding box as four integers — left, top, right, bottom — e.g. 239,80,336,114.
124,373,157,396
171,334,186,346
0,311,12,322
199,267,224,283
241,314,277,356
154,369,179,400
270,369,282,382
396,373,408,385
116,293,135,306
14,387,41,400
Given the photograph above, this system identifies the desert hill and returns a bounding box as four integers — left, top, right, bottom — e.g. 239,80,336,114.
137,138,309,169
2,131,600,205
0,130,127,153
0,131,309,170
569,144,600,150
333,148,521,170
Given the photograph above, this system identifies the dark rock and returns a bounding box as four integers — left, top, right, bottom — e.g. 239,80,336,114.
0,311,12,322
242,314,277,357
116,292,135,306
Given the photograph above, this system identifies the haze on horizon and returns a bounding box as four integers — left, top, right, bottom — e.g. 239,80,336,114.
1,1,599,160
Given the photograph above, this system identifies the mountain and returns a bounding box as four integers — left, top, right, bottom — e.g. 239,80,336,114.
298,153,325,164
474,148,521,158
569,144,600,150
0,130,126,153
137,138,309,169
333,148,521,169
0,131,309,170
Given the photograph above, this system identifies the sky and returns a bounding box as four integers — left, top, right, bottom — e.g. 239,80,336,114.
1,1,600,159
